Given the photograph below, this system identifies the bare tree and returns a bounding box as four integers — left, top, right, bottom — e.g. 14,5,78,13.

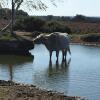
0,0,59,34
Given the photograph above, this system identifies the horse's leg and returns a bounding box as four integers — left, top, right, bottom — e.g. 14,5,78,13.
49,51,52,62
62,50,65,61
56,50,59,62
64,49,67,60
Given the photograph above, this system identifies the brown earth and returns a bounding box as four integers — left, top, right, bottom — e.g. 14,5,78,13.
0,80,85,100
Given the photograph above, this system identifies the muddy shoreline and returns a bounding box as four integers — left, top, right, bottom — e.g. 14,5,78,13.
0,80,85,100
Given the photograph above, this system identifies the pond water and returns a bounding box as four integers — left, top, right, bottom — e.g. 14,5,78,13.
0,44,100,100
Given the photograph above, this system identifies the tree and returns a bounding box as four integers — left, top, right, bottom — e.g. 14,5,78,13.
0,0,59,34
0,8,28,19
73,14,86,21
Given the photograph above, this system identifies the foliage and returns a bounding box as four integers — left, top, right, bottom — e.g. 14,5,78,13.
14,16,46,32
14,16,71,33
81,33,100,42
42,21,71,33
0,0,59,34
1,7,100,34
0,0,58,11
0,8,28,19
0,31,15,40
34,15,100,34
72,14,86,21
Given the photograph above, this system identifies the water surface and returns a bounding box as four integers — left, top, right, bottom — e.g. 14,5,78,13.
0,44,100,100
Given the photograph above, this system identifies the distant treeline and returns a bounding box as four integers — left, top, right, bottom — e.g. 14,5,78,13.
1,8,100,34
1,8,100,23
36,15,100,23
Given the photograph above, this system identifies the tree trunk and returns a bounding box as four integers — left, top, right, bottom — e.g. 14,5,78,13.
0,20,11,33
0,0,14,34
11,0,14,35
0,0,23,34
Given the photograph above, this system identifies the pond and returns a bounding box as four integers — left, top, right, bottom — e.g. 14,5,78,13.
0,44,100,100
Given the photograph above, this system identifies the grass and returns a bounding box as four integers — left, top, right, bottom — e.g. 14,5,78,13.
69,34,82,42
0,32,16,40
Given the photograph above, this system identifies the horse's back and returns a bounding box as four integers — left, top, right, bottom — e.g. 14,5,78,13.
49,32,70,50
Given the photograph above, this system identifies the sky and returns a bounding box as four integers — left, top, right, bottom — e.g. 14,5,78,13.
25,0,100,17
6,0,100,17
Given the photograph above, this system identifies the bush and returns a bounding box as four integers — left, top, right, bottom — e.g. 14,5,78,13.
81,34,100,42
0,8,28,20
14,17,46,32
42,21,71,33
14,17,71,33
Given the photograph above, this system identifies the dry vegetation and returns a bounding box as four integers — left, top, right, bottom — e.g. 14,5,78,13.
67,21,100,34
1,18,100,34
0,19,9,29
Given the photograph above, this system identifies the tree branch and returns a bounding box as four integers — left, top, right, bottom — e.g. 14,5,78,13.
0,20,11,33
15,0,23,11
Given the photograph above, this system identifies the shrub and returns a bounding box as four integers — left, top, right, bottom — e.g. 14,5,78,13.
14,17,71,33
81,34,100,42
42,21,71,33
14,17,46,32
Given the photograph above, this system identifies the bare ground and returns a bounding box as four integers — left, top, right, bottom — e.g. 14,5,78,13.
0,80,85,100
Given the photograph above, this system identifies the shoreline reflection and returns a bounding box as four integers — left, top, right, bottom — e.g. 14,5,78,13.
0,55,34,82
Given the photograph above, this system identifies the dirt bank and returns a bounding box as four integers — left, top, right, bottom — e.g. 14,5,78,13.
0,80,85,100
0,39,34,56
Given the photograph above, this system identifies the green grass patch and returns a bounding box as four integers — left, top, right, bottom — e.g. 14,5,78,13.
0,32,18,40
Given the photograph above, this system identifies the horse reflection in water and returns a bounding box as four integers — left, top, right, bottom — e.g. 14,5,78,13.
48,58,71,76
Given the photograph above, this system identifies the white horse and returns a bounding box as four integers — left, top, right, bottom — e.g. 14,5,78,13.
34,32,71,61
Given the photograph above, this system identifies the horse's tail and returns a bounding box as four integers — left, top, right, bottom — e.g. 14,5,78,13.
68,46,71,55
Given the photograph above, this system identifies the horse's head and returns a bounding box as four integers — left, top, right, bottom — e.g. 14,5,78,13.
34,34,47,44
